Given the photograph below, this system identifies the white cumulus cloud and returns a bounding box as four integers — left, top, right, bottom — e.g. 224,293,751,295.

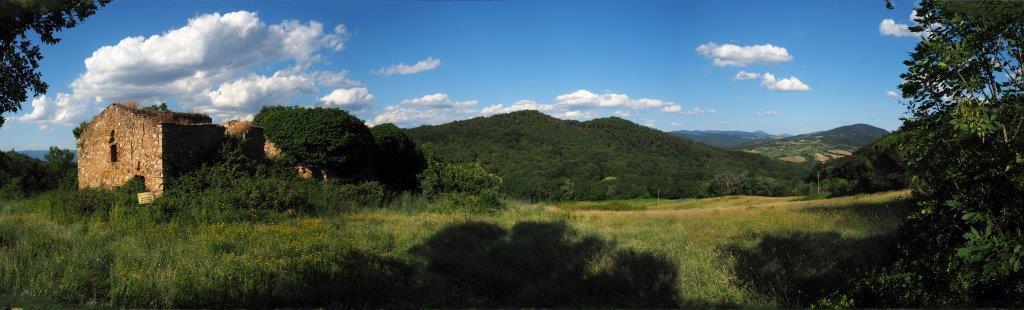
17,94,90,128
480,100,555,115
560,110,597,120
880,10,930,38
400,93,476,108
553,89,673,109
760,73,811,92
375,57,441,76
886,90,899,97
696,42,793,67
879,19,916,37
319,87,374,109
367,93,479,127
733,71,760,80
18,10,353,126
756,110,780,116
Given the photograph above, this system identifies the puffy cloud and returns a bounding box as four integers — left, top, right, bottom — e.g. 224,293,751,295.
880,10,929,38
312,70,360,88
555,89,632,107
319,87,374,109
886,90,899,97
760,73,811,92
879,19,915,37
400,93,476,108
696,42,793,67
733,71,760,80
660,104,682,112
17,94,89,128
401,93,448,106
553,89,670,109
756,110,780,116
202,72,316,118
367,106,445,127
560,110,597,120
480,100,554,115
375,57,441,76
367,93,479,127
19,10,353,126
551,89,709,117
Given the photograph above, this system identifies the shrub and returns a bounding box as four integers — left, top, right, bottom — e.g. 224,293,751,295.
307,181,386,214
370,123,426,192
253,106,376,181
419,161,499,198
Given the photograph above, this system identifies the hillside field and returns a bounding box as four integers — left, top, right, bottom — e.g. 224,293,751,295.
1,190,910,307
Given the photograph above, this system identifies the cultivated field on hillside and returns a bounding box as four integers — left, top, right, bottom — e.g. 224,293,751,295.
0,190,910,307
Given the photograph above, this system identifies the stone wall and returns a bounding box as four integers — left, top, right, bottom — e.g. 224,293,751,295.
78,105,166,192
161,123,225,180
78,104,273,194
224,120,267,160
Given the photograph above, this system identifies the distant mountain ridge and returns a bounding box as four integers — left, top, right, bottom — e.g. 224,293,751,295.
670,130,789,148
742,124,889,163
15,150,77,161
404,110,810,201
779,124,890,148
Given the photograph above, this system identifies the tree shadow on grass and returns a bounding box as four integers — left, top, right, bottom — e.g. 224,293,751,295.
410,220,680,307
725,231,899,307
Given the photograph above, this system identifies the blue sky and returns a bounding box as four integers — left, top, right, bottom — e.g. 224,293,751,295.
0,0,924,150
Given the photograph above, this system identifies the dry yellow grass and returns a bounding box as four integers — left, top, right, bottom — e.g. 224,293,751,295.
779,155,807,163
537,190,910,304
337,190,911,305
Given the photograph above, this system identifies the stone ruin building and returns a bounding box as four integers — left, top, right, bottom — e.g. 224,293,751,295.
77,103,266,193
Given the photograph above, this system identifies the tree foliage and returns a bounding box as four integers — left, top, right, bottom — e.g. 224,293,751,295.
370,123,426,192
875,0,1024,305
253,106,376,181
1,0,110,127
0,147,76,199
812,131,909,195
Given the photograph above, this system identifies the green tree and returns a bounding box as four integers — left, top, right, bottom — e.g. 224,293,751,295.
885,0,1024,305
43,146,75,188
1,0,110,127
370,123,426,191
253,106,376,181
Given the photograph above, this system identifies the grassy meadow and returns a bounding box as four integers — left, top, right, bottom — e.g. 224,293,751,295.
0,189,911,307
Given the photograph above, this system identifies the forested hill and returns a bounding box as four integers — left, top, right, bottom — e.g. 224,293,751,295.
669,129,780,148
782,123,890,148
404,110,811,201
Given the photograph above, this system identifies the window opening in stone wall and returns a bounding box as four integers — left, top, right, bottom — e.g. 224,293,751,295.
109,130,118,163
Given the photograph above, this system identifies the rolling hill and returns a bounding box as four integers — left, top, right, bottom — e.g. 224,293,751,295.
404,110,811,201
742,124,889,163
669,130,787,148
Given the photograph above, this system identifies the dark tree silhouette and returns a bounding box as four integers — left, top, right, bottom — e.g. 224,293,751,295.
1,0,110,127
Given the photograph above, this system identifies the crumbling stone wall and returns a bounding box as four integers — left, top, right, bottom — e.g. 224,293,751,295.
78,104,232,193
161,123,225,181
224,120,268,160
77,105,167,192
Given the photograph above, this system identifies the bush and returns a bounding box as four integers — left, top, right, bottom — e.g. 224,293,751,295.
419,161,500,198
370,123,426,192
702,172,794,197
253,106,376,181
428,188,505,213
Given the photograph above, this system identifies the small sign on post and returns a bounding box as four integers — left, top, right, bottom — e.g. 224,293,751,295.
137,192,155,205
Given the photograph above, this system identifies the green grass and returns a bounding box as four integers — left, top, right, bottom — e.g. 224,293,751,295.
0,190,911,307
